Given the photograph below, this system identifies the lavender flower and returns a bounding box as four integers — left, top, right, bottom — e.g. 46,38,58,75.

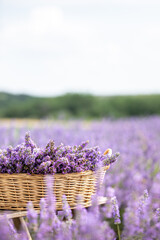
111,196,121,240
155,208,160,222
111,196,121,225
62,195,72,221
27,202,38,238
0,117,160,239
0,132,119,174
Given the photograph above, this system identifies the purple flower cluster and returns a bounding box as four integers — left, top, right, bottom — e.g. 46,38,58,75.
0,132,119,174
0,116,160,239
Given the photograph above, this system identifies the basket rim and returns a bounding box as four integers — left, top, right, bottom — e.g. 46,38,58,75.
0,165,110,178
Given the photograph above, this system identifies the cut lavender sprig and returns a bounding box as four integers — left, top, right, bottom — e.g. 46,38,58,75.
0,133,119,174
103,152,120,166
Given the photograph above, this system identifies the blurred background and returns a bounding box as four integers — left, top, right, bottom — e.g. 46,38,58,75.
0,0,160,119
1,3,160,237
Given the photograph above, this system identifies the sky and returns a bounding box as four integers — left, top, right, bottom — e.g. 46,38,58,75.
0,0,160,97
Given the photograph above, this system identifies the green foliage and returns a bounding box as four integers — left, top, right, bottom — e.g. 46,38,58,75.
0,92,160,119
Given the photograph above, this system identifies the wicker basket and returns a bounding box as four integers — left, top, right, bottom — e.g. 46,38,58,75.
0,165,109,211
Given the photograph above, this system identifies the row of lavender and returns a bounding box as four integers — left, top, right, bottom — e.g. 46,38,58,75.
0,116,160,239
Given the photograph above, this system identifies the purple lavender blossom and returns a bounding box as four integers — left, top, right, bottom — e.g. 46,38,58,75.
111,196,121,225
0,117,160,239
27,201,38,235
0,132,119,174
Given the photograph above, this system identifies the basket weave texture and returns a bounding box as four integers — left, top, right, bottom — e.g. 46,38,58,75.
0,165,109,211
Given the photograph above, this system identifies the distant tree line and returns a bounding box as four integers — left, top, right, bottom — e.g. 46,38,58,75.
0,92,160,119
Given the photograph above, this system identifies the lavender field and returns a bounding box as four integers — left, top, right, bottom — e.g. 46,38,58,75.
0,116,160,239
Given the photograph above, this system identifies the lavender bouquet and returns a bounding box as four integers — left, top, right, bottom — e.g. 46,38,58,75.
0,132,119,175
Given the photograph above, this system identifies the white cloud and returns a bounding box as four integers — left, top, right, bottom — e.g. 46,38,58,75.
3,0,160,5
29,6,64,35
1,4,95,60
1,1,160,96
1,6,64,41
106,0,160,5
